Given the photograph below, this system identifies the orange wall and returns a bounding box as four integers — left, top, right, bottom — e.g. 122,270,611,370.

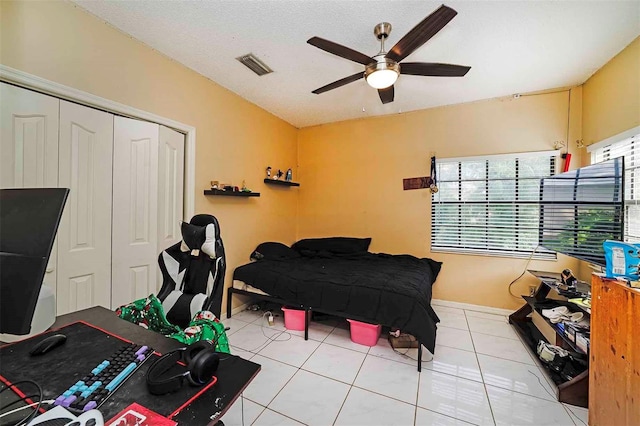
583,37,640,146
578,37,639,278
298,89,583,309
0,0,299,312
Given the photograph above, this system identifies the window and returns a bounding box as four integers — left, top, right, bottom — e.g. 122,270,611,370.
431,151,558,258
589,130,640,242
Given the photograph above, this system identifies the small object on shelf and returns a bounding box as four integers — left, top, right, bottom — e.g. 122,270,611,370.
266,166,272,179
575,333,589,354
568,297,591,309
285,168,293,182
561,269,577,290
241,180,251,192
210,180,219,190
273,169,284,180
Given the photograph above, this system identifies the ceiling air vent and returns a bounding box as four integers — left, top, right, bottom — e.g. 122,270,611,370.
236,53,273,76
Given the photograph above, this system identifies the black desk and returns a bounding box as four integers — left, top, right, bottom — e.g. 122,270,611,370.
7,307,260,425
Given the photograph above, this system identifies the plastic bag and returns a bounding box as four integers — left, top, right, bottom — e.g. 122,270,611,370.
602,240,640,280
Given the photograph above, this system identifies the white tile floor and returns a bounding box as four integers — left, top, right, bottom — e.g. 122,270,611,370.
220,306,587,426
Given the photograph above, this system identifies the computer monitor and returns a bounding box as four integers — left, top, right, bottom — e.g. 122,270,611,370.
0,188,69,335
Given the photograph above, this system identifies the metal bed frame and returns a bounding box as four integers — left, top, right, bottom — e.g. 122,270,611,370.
226,286,425,371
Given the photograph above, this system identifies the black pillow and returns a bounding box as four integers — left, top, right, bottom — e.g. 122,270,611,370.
297,249,334,258
251,242,301,261
427,259,443,281
291,237,371,254
181,222,206,250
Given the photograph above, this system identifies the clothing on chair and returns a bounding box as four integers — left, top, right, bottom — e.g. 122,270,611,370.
116,294,230,353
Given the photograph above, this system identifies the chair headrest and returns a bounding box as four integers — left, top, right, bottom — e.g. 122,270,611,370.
180,220,217,258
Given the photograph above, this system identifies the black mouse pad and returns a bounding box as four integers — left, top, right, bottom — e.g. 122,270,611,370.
0,322,217,421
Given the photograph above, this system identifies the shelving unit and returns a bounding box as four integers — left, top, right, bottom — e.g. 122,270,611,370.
509,277,590,408
263,178,300,187
521,296,586,355
204,189,260,197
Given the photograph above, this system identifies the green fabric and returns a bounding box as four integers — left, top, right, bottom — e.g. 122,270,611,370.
116,294,230,354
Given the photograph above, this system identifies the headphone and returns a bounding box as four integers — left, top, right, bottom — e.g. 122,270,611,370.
146,340,220,395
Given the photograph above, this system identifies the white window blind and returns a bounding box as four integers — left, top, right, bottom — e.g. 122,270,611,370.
590,132,640,242
431,151,558,259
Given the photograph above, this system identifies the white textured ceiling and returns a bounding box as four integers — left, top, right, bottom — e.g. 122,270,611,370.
73,1,639,128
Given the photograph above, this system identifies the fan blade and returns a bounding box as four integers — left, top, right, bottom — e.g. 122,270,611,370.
386,5,457,63
378,86,394,104
312,72,364,94
401,62,471,77
307,37,374,65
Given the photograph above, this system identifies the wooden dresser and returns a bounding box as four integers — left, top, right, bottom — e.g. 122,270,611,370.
589,274,640,425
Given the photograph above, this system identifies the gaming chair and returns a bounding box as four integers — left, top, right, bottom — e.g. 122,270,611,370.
157,214,226,328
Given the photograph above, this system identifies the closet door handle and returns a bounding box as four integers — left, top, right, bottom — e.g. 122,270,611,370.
46,266,55,273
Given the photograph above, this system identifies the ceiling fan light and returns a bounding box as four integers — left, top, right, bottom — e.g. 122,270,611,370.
365,60,400,89
366,69,398,89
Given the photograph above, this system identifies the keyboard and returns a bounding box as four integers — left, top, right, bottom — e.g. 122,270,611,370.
53,343,153,412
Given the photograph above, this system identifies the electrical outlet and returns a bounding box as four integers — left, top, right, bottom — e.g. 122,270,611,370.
268,314,274,326
529,285,537,296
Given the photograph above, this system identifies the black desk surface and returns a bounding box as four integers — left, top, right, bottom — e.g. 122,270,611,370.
17,306,260,425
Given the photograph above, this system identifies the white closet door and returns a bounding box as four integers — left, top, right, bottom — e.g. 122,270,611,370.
0,83,60,293
157,126,185,291
112,117,159,308
56,101,113,315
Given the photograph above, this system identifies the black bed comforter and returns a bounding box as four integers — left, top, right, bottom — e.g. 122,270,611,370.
233,252,442,353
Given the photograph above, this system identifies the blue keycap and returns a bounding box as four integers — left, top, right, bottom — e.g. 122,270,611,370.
105,362,136,391
62,390,73,397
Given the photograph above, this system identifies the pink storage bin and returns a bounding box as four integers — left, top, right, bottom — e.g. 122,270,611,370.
347,319,381,346
281,307,309,331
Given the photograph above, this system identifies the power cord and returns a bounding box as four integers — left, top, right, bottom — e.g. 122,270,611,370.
564,404,587,426
259,311,292,342
0,380,45,426
508,245,539,298
0,394,38,412
239,310,292,353
526,370,556,400
525,370,587,426
0,400,55,424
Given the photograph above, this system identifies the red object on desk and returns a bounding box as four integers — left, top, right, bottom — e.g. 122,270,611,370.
107,403,177,426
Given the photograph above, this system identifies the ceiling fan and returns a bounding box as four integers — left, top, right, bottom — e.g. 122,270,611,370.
307,4,471,104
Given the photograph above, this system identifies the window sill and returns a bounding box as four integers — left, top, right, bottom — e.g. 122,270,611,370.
430,247,557,261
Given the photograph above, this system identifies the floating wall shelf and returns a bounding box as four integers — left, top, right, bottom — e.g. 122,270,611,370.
204,189,260,197
263,179,300,187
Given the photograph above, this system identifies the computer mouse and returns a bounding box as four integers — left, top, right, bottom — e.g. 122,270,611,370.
29,333,67,356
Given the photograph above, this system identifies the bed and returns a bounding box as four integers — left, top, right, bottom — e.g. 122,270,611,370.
228,238,442,370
